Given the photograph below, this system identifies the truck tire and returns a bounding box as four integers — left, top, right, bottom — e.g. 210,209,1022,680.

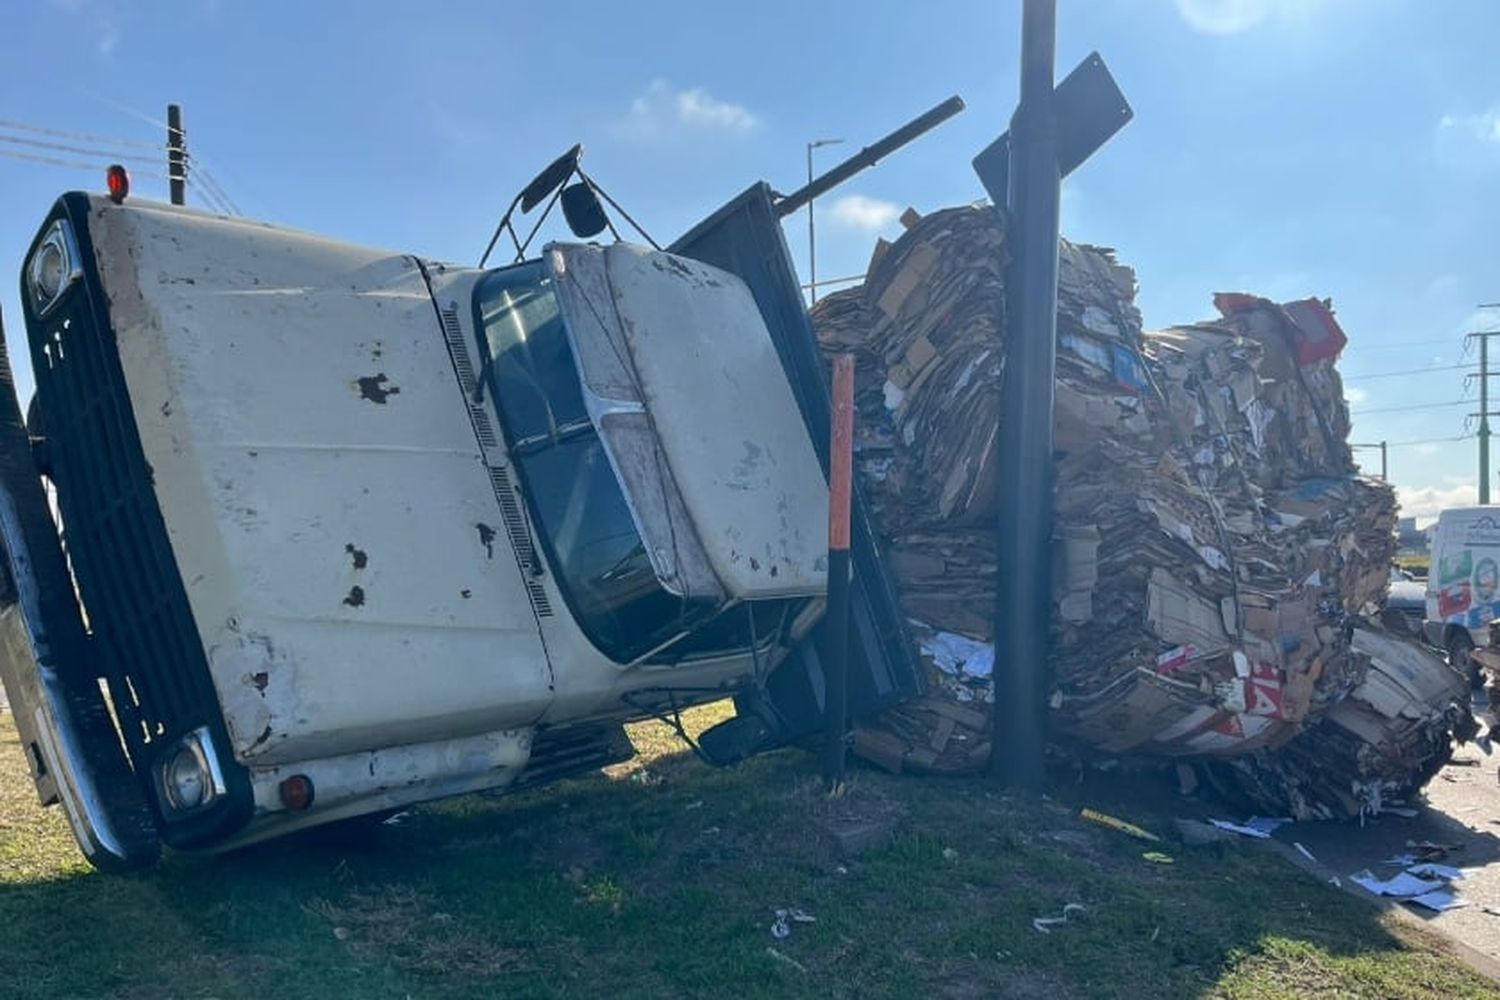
1448,631,1480,689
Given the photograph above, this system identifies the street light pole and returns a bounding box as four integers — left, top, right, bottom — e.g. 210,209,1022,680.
806,138,844,304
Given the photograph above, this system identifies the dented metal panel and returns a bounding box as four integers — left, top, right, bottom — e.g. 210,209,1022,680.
87,199,554,763
547,246,723,602
554,243,830,599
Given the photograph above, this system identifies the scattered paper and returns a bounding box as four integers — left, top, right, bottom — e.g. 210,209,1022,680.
1407,863,1466,882
1410,888,1467,912
1209,816,1290,839
769,908,816,940
1350,870,1445,898
920,631,994,680
1033,903,1087,934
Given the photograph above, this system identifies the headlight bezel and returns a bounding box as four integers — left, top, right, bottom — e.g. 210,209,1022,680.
156,727,227,815
25,219,82,317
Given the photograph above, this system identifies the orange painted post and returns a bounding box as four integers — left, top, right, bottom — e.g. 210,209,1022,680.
823,353,856,789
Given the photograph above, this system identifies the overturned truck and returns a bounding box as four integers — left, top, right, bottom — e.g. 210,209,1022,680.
0,178,928,870
812,205,1471,818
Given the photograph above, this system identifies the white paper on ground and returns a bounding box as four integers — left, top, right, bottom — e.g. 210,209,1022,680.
1410,888,1467,912
1350,870,1445,898
1407,863,1466,882
1209,816,1291,839
920,631,994,679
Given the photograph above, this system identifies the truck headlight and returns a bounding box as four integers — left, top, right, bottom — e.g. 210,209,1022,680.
26,219,82,316
157,728,224,813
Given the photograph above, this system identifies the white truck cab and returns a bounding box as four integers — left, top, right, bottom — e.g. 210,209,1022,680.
0,191,855,868
1422,506,1500,677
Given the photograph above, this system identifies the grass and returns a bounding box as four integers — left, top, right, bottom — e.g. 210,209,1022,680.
2,705,1497,999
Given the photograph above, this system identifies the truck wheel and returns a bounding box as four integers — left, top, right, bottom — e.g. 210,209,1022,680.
1448,633,1480,689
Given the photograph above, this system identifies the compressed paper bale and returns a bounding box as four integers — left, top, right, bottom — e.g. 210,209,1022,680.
808,205,1467,814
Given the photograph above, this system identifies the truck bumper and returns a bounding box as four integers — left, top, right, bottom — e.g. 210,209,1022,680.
0,309,158,871
0,602,159,870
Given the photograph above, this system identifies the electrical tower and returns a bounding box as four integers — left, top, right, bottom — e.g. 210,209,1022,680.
1468,305,1500,504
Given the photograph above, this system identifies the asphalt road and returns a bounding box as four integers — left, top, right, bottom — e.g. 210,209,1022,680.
1267,688,1500,965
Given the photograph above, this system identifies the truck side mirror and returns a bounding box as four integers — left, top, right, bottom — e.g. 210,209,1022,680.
521,144,583,213
561,182,609,239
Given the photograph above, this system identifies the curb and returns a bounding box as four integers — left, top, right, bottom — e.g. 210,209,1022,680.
1261,835,1500,984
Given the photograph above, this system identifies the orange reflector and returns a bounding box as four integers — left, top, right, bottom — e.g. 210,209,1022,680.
278,774,314,811
105,164,129,204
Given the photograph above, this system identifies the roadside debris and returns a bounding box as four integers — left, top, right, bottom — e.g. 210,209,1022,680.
1032,902,1088,934
1080,808,1160,842
1352,864,1470,912
770,908,816,940
1141,851,1175,864
1208,816,1290,840
1408,840,1462,862
811,204,1472,818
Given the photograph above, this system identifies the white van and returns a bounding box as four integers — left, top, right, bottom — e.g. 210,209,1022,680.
1423,506,1500,676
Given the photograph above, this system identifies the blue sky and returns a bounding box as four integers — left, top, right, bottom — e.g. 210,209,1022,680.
2,0,1498,522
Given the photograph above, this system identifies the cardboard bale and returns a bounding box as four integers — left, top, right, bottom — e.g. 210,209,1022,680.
813,205,1470,815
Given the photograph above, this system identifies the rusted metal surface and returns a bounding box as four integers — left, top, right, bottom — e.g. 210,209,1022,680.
559,243,830,599
89,198,556,765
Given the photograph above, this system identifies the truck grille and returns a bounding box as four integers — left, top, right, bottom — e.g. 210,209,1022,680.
30,288,217,757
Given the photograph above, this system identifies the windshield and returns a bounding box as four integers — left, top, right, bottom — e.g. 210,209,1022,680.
475,262,778,663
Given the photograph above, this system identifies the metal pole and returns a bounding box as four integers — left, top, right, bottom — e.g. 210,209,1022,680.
991,0,1060,791
167,104,185,206
1483,334,1491,505
779,100,965,219
1381,440,1388,482
807,144,816,305
805,139,844,304
823,354,856,790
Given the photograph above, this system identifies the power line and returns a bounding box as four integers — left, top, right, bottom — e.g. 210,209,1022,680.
0,116,162,151
0,132,160,166
0,146,167,178
1348,337,1459,355
1343,362,1479,381
1383,433,1475,448
188,176,232,215
1351,399,1469,416
187,158,241,215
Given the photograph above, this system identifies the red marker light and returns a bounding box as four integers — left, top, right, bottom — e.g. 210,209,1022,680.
278,774,315,811
105,164,129,204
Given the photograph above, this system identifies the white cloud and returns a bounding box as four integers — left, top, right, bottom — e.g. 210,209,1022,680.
1173,0,1331,35
676,88,757,131
1397,482,1477,523
828,195,901,233
1345,385,1369,406
1440,109,1500,145
619,80,758,139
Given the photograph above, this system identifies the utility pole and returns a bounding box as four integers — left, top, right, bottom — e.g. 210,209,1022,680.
805,139,843,304
972,0,1131,790
1467,305,1500,505
167,104,186,206
1483,335,1490,505
1351,441,1388,481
